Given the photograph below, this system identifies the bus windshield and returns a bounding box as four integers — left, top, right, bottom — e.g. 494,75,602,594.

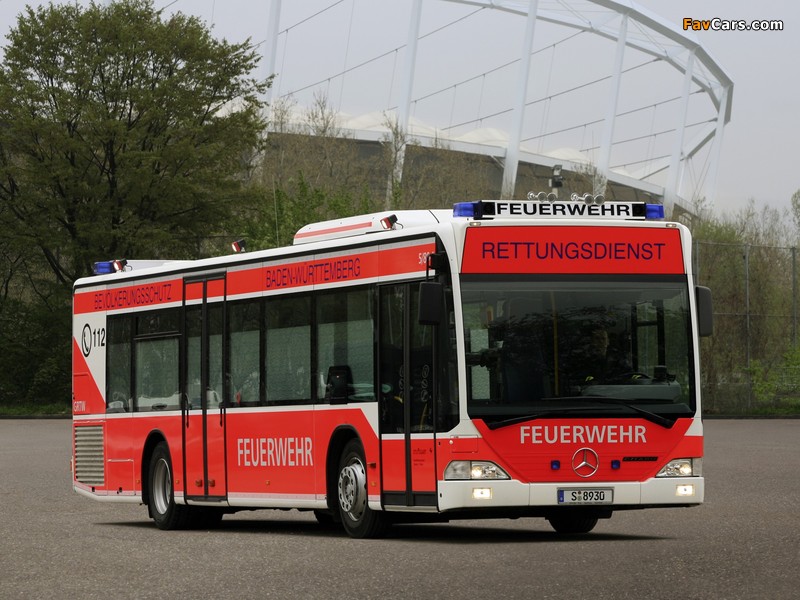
461,277,696,424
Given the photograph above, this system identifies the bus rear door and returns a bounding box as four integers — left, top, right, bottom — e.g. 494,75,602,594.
182,275,227,502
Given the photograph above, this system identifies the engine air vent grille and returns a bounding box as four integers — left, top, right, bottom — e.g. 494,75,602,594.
74,425,105,486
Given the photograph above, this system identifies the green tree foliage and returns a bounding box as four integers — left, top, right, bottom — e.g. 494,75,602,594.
0,0,267,408
791,189,800,235
0,0,267,282
748,346,800,414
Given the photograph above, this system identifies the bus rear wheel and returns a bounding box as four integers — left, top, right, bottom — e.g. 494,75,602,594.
336,439,388,538
148,441,192,530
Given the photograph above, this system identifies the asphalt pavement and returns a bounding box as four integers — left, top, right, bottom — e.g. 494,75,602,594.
0,418,797,599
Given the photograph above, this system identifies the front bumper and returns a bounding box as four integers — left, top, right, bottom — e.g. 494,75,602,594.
437,476,704,512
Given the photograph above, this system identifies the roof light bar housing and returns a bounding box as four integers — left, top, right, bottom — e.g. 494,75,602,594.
453,197,664,221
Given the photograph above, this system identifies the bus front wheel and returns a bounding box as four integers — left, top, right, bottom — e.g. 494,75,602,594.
546,511,599,534
336,439,388,538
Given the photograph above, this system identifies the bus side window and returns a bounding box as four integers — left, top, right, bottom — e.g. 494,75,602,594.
107,315,132,413
135,337,180,411
316,288,375,403
132,308,181,412
228,300,262,407
266,295,311,404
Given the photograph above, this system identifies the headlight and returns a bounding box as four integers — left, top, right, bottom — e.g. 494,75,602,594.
444,460,510,480
656,458,702,477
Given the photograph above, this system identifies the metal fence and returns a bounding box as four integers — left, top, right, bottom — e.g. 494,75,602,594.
694,240,800,414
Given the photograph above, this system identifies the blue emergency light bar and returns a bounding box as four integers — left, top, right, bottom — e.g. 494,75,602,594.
645,204,665,219
453,202,483,218
453,199,665,221
92,259,127,275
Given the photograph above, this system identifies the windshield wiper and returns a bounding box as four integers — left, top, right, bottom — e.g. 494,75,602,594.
484,397,678,430
485,406,618,430
570,396,677,428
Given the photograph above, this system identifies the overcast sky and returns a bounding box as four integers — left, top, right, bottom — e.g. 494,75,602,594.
0,0,796,214
635,0,798,212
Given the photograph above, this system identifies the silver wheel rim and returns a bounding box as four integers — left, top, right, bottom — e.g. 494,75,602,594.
338,455,367,522
153,457,171,516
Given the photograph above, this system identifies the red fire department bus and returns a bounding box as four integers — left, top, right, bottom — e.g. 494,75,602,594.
72,194,712,538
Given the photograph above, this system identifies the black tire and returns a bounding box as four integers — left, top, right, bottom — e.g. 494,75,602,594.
148,441,192,530
336,439,388,538
547,512,599,534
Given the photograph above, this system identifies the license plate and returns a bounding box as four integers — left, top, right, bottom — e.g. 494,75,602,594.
557,488,613,505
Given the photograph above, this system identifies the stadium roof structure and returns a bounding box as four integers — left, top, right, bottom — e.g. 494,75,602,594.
262,0,733,210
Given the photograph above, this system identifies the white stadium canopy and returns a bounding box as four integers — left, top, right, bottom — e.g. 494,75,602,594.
261,0,733,209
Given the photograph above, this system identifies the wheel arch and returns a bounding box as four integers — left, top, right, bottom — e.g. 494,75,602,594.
141,430,168,510
324,426,360,512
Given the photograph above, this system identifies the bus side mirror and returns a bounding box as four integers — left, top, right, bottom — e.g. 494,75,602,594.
695,285,713,337
418,282,443,325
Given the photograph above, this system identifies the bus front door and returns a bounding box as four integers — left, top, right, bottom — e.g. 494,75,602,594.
182,276,227,502
379,283,438,510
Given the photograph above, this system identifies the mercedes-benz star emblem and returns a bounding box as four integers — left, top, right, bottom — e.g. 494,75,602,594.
572,447,599,478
